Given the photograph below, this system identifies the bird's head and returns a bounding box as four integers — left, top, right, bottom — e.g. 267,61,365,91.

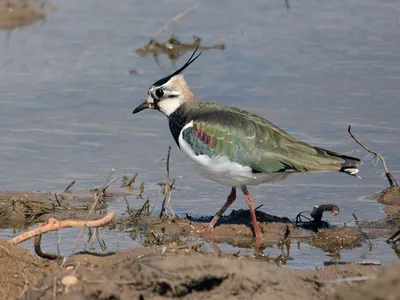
133,47,202,117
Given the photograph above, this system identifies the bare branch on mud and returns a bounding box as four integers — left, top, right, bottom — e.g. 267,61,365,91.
304,275,376,284
160,146,176,218
348,125,398,187
8,212,115,245
54,193,61,207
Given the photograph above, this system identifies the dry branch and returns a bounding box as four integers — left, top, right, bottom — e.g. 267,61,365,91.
8,212,115,244
152,4,199,40
160,146,175,218
348,125,398,187
304,275,376,284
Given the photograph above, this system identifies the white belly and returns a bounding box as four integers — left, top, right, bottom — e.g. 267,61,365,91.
178,121,289,187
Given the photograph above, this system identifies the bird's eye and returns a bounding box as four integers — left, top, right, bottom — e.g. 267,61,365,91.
155,89,164,98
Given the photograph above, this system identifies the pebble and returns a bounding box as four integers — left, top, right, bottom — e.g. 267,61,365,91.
61,275,78,287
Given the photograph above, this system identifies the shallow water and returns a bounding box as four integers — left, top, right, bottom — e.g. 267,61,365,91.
0,0,399,268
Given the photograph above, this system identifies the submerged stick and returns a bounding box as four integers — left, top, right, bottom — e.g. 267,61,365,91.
9,212,115,244
63,180,76,193
102,177,117,195
348,125,398,187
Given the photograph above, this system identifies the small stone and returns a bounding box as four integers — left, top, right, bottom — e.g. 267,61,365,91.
61,275,78,287
66,265,75,271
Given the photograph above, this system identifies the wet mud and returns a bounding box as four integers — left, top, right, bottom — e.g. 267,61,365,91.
0,183,399,299
14,243,382,300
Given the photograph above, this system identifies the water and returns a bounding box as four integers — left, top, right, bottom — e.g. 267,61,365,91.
0,0,399,268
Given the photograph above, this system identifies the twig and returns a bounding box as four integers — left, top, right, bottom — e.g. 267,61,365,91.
136,199,150,218
324,260,381,266
283,225,290,241
255,204,264,211
387,229,400,243
138,182,145,198
60,192,102,268
103,169,115,188
348,125,398,187
95,228,107,251
153,4,200,40
352,213,359,225
102,177,117,196
54,193,61,207
8,212,115,244
63,180,76,193
121,173,138,187
304,275,376,284
160,146,173,218
124,196,134,219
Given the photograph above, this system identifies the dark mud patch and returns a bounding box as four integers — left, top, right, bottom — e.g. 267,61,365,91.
19,245,381,300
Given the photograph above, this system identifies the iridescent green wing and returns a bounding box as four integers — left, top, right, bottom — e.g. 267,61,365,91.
181,107,290,173
182,103,357,173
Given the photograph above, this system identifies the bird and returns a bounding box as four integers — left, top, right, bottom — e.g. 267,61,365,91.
133,48,362,240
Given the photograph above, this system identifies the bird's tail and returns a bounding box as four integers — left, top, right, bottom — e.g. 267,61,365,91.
316,147,363,177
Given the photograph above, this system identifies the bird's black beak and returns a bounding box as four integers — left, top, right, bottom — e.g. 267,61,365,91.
132,100,150,114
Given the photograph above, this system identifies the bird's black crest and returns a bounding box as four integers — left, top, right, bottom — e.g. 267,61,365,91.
153,45,202,87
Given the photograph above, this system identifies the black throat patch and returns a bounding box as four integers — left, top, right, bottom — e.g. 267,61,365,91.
168,106,188,148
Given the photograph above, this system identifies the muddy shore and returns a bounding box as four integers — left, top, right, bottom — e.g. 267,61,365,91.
0,185,398,299
1,238,399,300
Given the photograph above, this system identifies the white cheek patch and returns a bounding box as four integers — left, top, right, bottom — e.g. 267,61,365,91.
158,98,182,116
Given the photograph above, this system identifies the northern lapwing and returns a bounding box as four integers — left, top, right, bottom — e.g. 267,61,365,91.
133,48,362,240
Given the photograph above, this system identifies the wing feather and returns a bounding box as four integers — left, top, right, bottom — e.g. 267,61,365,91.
180,102,360,174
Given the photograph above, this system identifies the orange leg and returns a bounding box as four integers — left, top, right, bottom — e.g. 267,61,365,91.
197,187,236,233
241,186,263,239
